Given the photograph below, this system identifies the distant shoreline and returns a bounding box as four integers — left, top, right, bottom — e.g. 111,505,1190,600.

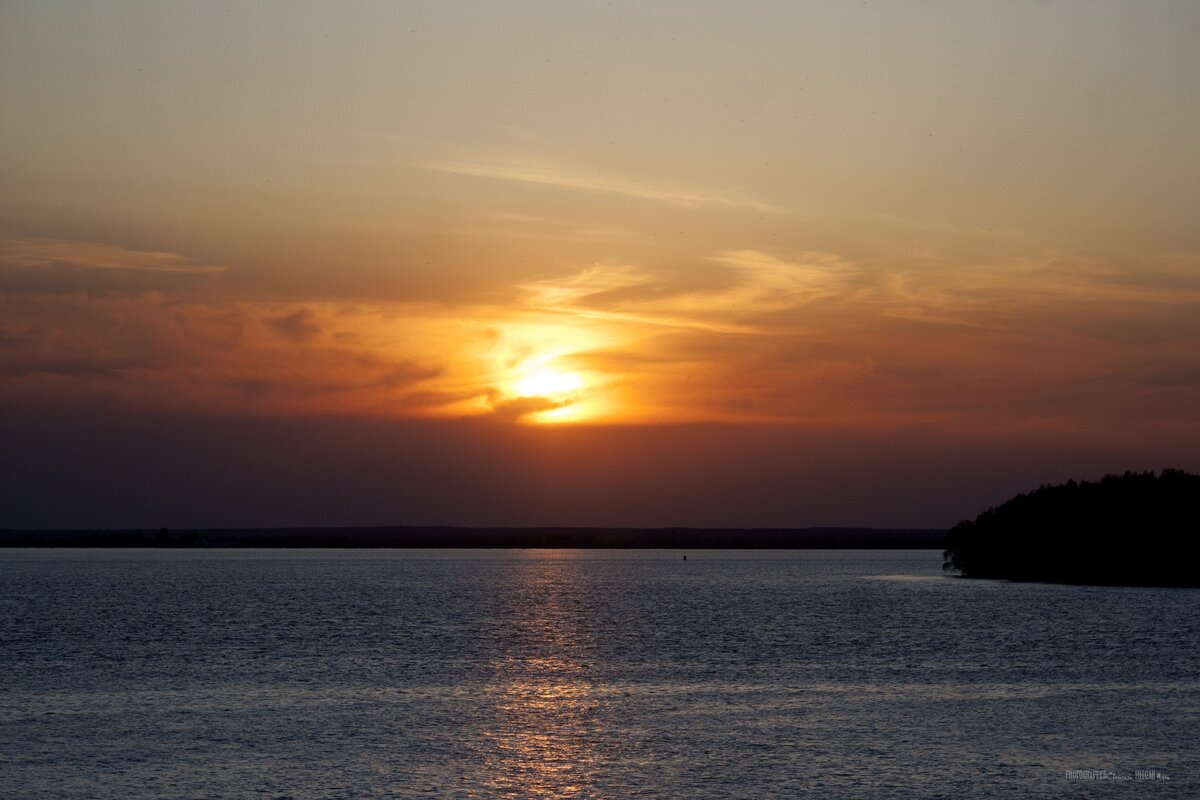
0,526,946,549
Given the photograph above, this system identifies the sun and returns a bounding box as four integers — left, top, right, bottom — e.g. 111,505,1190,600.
514,368,584,400
506,366,590,422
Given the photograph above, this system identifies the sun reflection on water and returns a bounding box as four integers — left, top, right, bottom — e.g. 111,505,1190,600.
474,556,606,798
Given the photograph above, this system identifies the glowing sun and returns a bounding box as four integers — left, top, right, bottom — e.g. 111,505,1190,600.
506,366,589,422
515,368,584,400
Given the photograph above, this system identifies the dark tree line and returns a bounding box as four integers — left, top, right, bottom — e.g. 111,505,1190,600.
1,526,946,549
944,469,1199,586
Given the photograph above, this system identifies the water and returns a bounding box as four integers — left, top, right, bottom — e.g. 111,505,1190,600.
1,549,1196,798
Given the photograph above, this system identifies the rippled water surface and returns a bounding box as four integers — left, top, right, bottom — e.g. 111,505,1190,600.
1,549,1196,798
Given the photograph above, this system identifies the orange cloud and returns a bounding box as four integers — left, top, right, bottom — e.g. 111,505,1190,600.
3,235,1198,436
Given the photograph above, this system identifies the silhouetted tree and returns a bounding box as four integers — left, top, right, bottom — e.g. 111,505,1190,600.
943,469,1199,586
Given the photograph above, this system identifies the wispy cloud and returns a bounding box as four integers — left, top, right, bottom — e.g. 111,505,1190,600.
425,156,783,213
518,265,766,335
0,237,228,274
518,251,863,335
706,250,865,310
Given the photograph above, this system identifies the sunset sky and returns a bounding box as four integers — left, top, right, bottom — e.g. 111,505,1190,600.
2,1,1198,529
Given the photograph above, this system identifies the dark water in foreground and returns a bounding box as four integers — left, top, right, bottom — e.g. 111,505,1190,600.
1,549,1196,799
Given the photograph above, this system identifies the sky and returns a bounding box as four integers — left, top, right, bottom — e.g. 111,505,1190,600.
2,1,1198,529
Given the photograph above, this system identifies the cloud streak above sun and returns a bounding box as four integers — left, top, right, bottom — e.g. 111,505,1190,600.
425,156,783,213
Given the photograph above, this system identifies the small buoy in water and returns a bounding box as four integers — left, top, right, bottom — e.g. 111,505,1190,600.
683,555,687,561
